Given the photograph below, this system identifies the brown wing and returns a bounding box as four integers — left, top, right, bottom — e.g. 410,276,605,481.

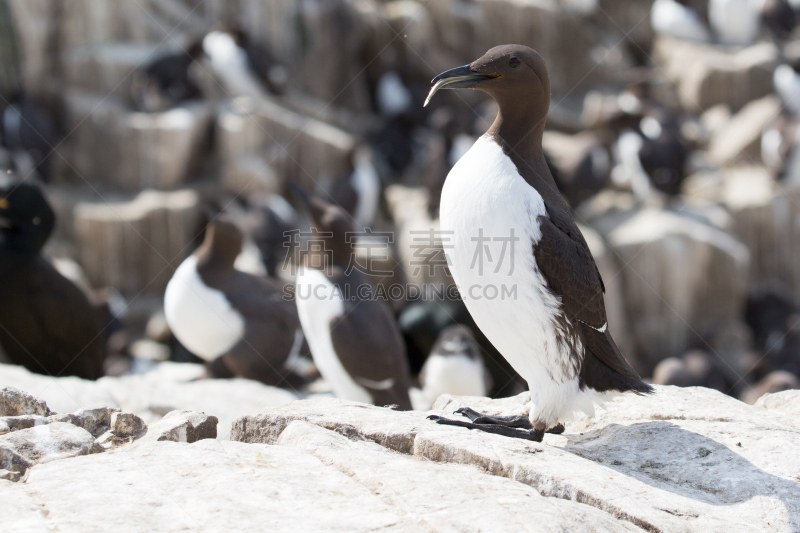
533,215,650,392
329,289,412,410
533,215,606,329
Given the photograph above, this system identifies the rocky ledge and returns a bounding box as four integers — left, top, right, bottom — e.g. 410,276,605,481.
2,384,799,532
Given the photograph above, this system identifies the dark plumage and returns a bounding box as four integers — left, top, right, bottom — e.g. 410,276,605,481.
1,96,58,182
745,290,796,353
0,180,105,378
295,193,413,410
131,42,204,112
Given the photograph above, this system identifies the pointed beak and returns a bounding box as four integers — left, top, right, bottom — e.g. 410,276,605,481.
424,65,501,107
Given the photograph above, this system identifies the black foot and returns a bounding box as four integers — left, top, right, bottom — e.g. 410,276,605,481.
546,423,565,435
427,414,544,442
454,407,533,428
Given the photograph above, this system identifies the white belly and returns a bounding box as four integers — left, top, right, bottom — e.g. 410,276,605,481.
164,256,245,361
440,136,602,424
421,353,488,406
295,267,372,404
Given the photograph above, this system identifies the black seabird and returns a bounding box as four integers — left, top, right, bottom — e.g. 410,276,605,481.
131,41,204,112
293,192,412,410
0,180,105,378
424,45,653,441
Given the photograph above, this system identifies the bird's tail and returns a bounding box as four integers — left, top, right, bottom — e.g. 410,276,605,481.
580,325,655,395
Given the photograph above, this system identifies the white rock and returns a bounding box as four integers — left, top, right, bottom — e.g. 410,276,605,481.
707,96,782,166
277,420,640,532
0,364,118,415
0,477,48,530
755,390,800,418
683,166,800,307
653,37,777,112
0,387,50,417
137,410,217,444
591,208,750,369
235,386,800,532
74,189,202,294
0,423,102,476
96,362,299,439
50,405,119,437
0,415,51,435
21,440,416,531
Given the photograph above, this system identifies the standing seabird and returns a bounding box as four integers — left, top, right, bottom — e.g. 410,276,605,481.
419,324,492,408
0,179,106,379
164,217,303,386
424,45,653,441
294,191,412,410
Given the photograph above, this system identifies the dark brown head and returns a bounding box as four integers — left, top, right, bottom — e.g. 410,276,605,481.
194,217,243,271
425,45,551,132
291,185,354,269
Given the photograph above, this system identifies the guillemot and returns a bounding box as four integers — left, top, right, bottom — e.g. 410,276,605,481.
0,179,106,379
293,191,412,410
131,41,204,112
419,324,492,408
424,45,653,441
164,217,303,386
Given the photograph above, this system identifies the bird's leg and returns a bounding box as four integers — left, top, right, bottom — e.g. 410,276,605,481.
429,407,565,438
427,414,544,442
454,407,532,428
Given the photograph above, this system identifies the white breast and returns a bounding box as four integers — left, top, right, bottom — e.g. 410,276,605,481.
164,256,245,362
421,353,488,407
439,136,579,389
440,136,620,425
295,267,372,403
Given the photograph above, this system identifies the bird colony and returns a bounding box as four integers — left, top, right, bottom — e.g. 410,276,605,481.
2,0,800,529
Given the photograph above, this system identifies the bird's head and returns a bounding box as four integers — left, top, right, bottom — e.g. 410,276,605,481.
289,184,355,269
195,216,244,270
0,179,55,253
425,45,550,116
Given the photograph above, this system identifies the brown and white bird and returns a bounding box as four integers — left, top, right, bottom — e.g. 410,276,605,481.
164,218,303,386
425,45,652,441
293,192,412,410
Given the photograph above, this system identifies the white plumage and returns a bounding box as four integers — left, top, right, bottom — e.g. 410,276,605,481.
376,71,412,117
439,135,615,427
295,266,372,403
164,255,245,362
651,0,711,42
350,151,381,229
202,31,266,99
421,353,488,406
708,0,760,46
774,64,800,117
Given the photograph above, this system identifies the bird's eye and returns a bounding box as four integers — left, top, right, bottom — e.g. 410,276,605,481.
0,198,7,209
509,57,521,68
32,217,40,225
